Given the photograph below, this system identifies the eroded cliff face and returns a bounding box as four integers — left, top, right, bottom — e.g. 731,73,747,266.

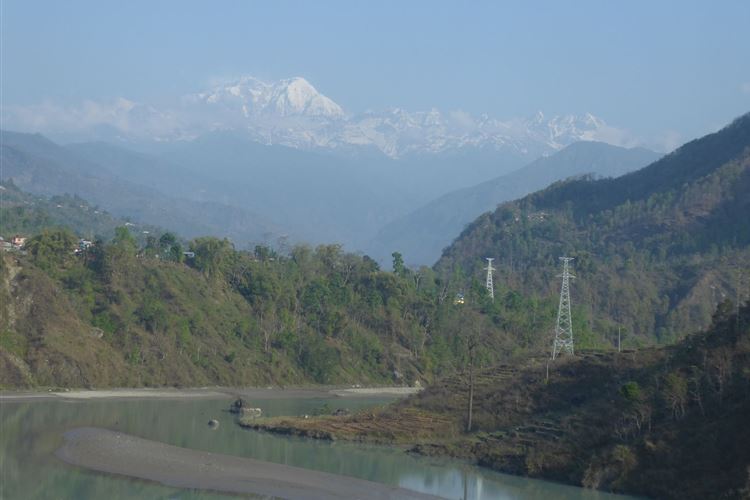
0,253,130,388
0,254,35,387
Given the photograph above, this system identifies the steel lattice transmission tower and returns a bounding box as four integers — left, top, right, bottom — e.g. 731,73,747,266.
552,257,575,360
485,258,495,301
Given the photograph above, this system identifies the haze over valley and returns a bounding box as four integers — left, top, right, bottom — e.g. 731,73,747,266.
2,76,669,265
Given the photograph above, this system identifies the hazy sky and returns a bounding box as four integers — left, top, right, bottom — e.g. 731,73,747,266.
2,0,749,145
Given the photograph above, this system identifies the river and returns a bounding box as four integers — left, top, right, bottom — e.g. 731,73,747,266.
0,393,638,499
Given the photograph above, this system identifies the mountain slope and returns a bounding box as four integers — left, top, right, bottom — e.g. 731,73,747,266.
371,142,660,266
0,181,158,242
115,131,414,249
0,220,531,389
436,112,750,344
250,302,750,499
0,131,280,246
6,130,535,254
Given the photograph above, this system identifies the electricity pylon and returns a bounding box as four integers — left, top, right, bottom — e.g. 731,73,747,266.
552,257,575,360
485,258,495,301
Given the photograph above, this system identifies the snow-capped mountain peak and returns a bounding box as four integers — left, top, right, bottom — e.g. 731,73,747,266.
194,76,344,119
274,77,344,117
521,112,610,149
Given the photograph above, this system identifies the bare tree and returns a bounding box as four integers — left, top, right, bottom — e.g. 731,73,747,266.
664,372,688,420
689,365,706,417
259,307,282,355
709,347,733,406
466,333,478,432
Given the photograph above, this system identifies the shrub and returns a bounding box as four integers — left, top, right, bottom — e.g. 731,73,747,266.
620,381,642,402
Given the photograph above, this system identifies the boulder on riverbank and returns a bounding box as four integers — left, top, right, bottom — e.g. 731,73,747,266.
229,398,247,414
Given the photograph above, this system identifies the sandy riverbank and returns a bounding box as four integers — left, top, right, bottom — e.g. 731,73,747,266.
331,387,422,397
56,427,440,500
0,387,231,402
0,386,422,402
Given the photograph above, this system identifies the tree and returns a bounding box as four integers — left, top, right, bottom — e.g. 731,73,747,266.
664,372,688,420
452,307,483,433
254,244,276,262
25,228,77,272
113,226,137,254
98,226,139,279
259,305,282,354
466,332,478,432
190,237,233,277
159,232,178,252
143,235,159,257
392,251,405,277
167,241,184,263
156,232,183,262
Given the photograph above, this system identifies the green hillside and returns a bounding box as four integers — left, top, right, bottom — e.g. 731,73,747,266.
371,141,659,266
436,112,750,346
0,220,544,389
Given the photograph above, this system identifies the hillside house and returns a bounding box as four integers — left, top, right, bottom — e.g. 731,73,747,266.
73,239,95,255
11,235,26,247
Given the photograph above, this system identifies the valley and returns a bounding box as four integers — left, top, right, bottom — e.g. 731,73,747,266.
2,5,749,496
1,112,748,498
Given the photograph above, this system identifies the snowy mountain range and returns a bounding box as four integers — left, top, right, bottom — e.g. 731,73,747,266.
4,76,633,158
187,76,622,157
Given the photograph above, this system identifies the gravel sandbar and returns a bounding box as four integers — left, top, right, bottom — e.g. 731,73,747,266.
56,427,441,500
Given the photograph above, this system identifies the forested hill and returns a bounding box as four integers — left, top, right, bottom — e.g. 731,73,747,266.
523,111,750,217
0,184,568,390
370,141,659,267
437,112,750,345
0,180,158,244
0,221,548,389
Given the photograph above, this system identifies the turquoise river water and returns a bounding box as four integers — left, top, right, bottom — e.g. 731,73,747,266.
0,394,639,499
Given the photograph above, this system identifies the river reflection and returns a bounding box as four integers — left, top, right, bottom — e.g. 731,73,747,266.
0,395,636,499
